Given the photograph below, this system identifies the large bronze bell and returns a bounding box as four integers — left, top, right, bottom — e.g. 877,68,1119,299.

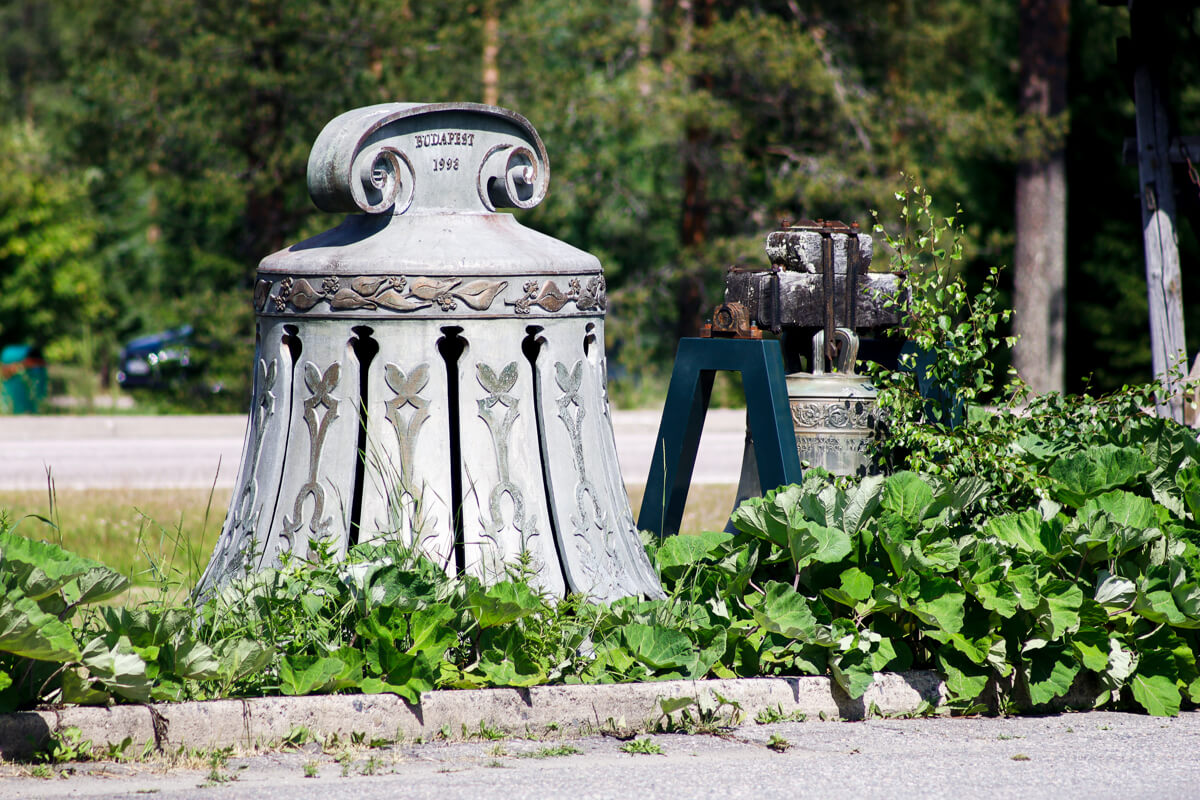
195,103,662,603
786,328,879,476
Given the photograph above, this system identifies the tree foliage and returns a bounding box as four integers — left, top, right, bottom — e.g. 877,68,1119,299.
0,0,1194,404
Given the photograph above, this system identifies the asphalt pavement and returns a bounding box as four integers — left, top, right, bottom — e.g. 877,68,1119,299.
1,712,1196,800
0,409,747,491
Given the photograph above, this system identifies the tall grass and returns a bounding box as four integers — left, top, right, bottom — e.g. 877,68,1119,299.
0,487,229,595
0,482,735,598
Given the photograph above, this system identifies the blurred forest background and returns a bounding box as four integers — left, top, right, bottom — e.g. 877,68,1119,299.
0,0,1197,411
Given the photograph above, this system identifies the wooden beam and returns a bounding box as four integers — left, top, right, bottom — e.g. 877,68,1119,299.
1130,0,1188,422
722,270,905,330
1122,135,1200,165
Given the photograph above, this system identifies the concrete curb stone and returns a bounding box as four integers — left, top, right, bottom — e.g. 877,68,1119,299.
0,672,946,759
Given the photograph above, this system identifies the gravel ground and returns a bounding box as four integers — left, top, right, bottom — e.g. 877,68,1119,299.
2,711,1197,800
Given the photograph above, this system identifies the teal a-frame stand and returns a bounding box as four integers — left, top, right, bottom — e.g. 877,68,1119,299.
637,337,802,538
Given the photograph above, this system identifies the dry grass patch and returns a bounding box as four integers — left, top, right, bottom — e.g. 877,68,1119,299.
625,483,738,536
0,482,736,592
0,487,229,588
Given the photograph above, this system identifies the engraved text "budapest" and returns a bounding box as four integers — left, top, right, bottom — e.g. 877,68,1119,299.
414,131,476,148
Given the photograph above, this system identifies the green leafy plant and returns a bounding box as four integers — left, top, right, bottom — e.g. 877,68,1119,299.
36,727,94,764
28,764,53,779
656,692,744,733
518,744,583,758
620,737,663,755
754,705,806,724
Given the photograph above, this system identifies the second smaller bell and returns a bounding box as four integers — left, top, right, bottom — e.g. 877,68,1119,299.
786,328,879,477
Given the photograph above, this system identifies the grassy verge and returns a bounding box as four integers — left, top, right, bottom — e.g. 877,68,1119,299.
0,488,228,589
0,483,737,590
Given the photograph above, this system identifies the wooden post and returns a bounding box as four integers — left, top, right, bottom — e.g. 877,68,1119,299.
1130,0,1187,422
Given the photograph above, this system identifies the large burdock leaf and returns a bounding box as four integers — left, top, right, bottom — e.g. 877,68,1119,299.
938,647,989,703
362,650,437,702
1129,650,1182,716
1035,579,1083,640
1070,629,1110,672
970,575,1020,618
752,582,820,640
840,475,885,534
622,623,694,670
880,471,934,521
0,588,79,661
912,577,966,634
1134,590,1192,627
406,606,457,658
787,522,851,570
213,638,273,682
1080,490,1156,529
1047,445,1153,507
468,580,543,629
365,564,438,612
1178,463,1200,520
984,509,1052,555
0,530,126,603
730,491,792,548
81,634,152,703
1094,571,1137,609
166,639,221,680
831,649,876,699
477,650,545,688
838,568,875,603
655,531,733,572
60,668,108,705
71,566,129,606
279,655,346,696
1022,644,1079,707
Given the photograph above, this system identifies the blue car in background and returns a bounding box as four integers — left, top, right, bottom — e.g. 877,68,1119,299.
116,325,198,390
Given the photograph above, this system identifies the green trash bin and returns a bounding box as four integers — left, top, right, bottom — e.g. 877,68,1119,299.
1,344,48,414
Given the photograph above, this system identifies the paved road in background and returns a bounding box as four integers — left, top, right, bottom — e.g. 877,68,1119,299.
0,410,747,491
0,713,1196,799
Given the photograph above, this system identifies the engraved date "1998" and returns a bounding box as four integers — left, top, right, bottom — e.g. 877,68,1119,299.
432,158,460,172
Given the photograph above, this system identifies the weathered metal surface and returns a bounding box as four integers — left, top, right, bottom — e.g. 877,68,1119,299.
786,329,879,478
196,102,661,601
704,302,760,339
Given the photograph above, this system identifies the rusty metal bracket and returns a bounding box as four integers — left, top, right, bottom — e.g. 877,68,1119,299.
704,301,761,339
821,232,835,364
846,232,861,331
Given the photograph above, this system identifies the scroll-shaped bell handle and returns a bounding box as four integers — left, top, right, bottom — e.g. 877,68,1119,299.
812,328,859,376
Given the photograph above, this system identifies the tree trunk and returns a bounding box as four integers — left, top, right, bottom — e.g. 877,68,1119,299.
636,0,654,97
482,0,500,107
1012,0,1068,394
676,0,713,341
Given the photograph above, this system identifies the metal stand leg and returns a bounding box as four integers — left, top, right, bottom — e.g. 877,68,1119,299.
637,337,802,538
